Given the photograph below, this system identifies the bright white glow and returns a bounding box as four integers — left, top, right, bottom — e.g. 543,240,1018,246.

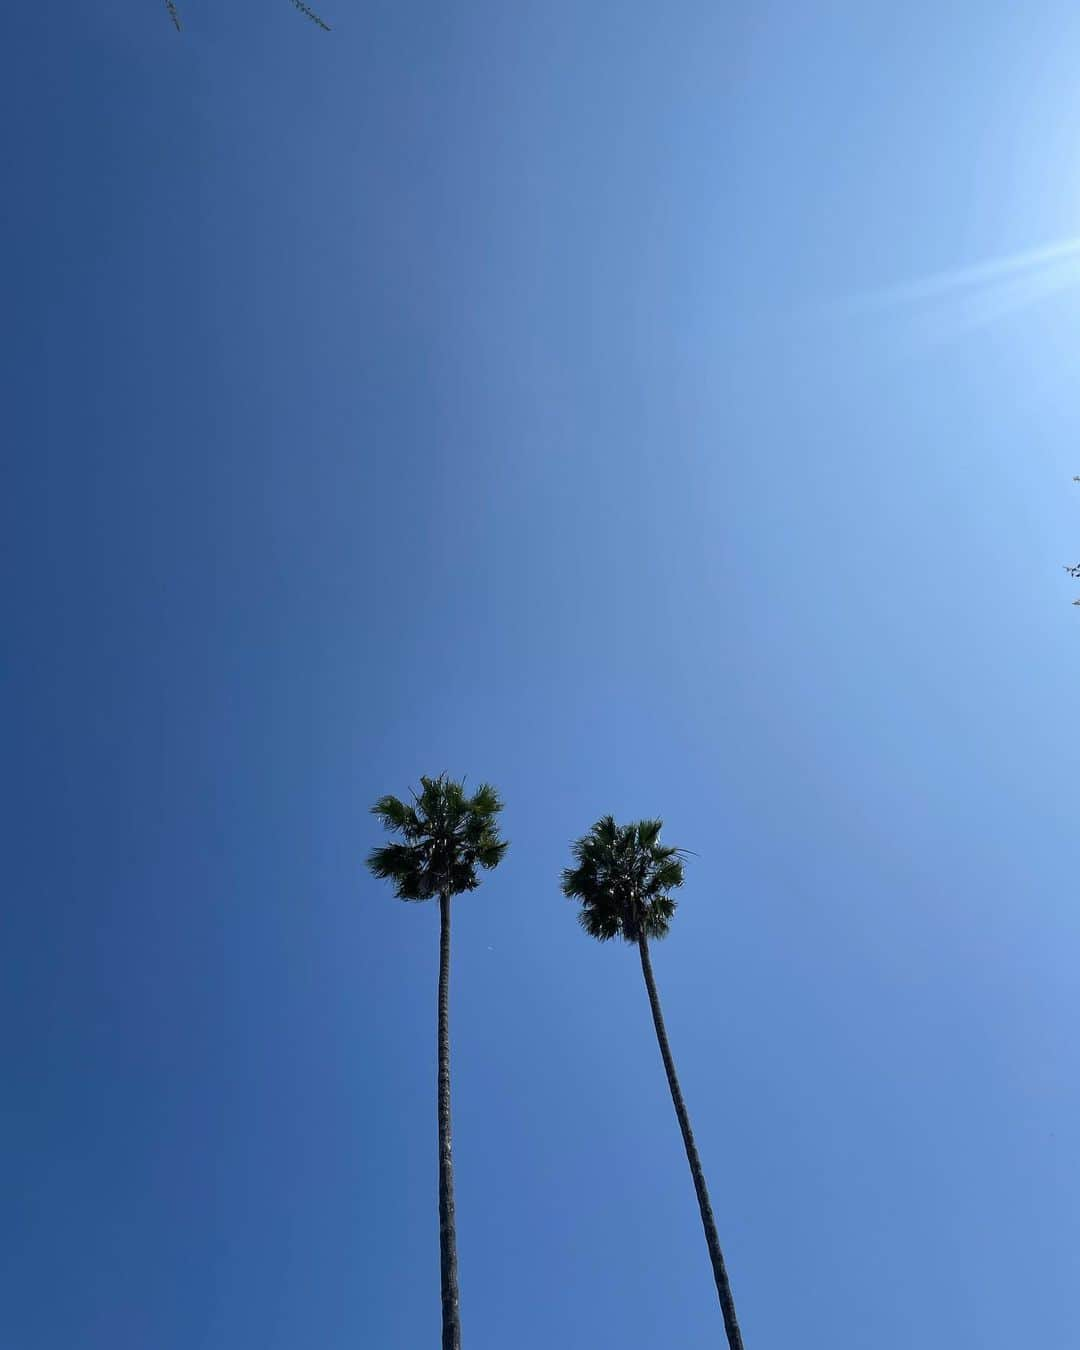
832,233,1080,344
849,234,1080,311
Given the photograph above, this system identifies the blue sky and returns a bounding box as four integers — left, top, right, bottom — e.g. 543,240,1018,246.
4,3,1080,1346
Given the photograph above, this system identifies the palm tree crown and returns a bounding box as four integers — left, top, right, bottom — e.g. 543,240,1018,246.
368,774,508,901
561,815,685,942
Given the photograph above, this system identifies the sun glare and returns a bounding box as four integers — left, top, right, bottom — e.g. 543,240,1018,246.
844,234,1080,340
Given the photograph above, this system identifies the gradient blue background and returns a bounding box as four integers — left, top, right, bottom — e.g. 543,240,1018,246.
4,3,1079,1346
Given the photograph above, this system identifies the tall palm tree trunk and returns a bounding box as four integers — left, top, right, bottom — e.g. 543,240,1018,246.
438,891,462,1350
637,933,744,1350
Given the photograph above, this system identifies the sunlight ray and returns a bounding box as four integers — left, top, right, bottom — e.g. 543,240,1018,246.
848,234,1080,312
917,252,1080,343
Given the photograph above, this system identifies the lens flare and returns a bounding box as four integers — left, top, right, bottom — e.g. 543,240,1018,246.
840,234,1080,342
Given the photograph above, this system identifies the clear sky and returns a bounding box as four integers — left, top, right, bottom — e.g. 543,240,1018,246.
4,3,1080,1347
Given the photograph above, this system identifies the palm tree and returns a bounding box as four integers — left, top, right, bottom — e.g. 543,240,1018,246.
368,775,508,1350
562,816,745,1350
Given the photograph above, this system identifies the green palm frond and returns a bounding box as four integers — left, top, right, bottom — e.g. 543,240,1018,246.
366,774,508,904
562,816,686,943
371,794,422,838
635,819,663,849
472,838,508,870
164,0,182,29
469,782,503,817
366,842,433,901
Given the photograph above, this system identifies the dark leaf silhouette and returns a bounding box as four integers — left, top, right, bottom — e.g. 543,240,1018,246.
290,0,331,29
165,0,330,31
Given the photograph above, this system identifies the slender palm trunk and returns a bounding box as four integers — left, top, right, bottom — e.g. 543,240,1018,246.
637,933,744,1350
437,891,462,1350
